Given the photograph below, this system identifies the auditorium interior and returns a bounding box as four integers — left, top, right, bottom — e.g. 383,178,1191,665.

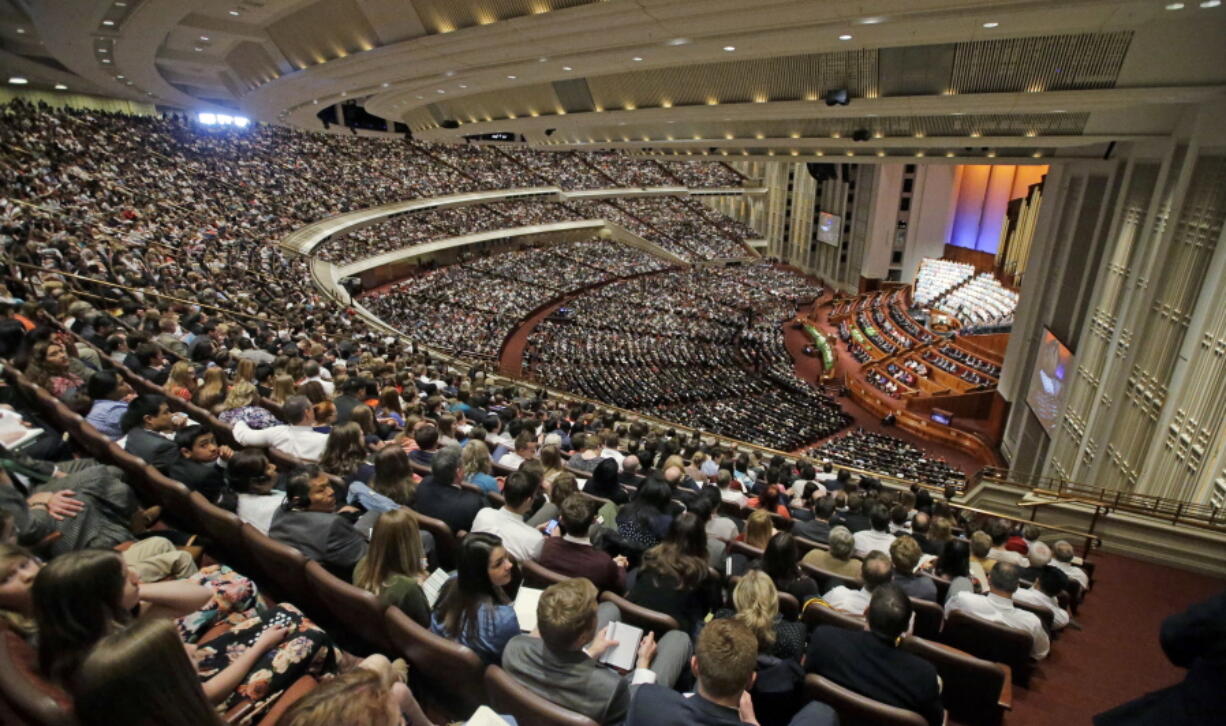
0,1,1223,725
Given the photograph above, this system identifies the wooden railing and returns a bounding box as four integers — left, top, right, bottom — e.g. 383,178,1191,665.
978,468,1225,532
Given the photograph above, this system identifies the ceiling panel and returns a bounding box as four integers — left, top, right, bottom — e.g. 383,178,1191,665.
226,41,282,92
434,83,562,124
950,32,1134,94
412,0,597,35
586,49,880,110
265,0,379,70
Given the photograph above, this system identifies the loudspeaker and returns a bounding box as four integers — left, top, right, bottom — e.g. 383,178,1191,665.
824,88,849,107
851,128,870,142
544,128,556,136
806,163,838,182
440,119,460,129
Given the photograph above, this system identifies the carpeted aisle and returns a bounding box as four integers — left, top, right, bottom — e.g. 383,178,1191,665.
998,552,1224,726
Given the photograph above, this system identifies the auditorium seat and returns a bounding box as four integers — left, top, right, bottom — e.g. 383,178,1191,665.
800,562,861,592
940,611,1034,686
0,621,71,725
909,597,945,640
413,509,460,570
385,606,487,719
803,673,931,726
239,525,316,614
304,561,394,655
597,592,681,637
1013,599,1056,634
484,666,600,726
143,465,198,533
521,559,571,589
189,492,257,577
900,635,1012,725
802,600,866,631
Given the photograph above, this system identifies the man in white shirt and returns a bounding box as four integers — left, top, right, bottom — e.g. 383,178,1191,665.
714,469,747,508
945,561,1050,659
1012,567,1071,631
497,431,538,470
986,520,1028,567
599,432,625,467
232,395,328,462
299,360,334,397
853,503,897,559
1051,540,1090,591
823,551,893,615
471,470,546,562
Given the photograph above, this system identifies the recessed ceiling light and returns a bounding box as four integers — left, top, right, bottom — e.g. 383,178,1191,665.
116,74,124,79
458,84,468,88
1165,2,1185,8
194,47,203,52
723,45,736,51
666,37,691,46
562,66,573,71
312,99,318,104
983,21,999,28
97,48,107,53
102,20,115,26
15,28,25,34
8,77,27,85
102,58,111,63
838,34,853,40
55,83,67,90
1200,0,1219,7
437,89,445,93
1052,109,1067,113
115,1,127,6
229,9,240,16
507,74,516,79
632,56,643,61
857,17,885,25
381,82,389,87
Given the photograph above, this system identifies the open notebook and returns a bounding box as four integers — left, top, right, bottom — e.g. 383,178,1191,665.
421,568,451,609
597,621,644,672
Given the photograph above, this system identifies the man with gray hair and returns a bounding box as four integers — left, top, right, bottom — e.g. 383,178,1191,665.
231,394,328,462
1051,540,1090,590
802,525,863,580
1020,541,1052,582
945,561,1050,659
413,444,484,533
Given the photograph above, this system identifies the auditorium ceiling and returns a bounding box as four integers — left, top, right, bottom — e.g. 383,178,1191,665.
3,0,1225,161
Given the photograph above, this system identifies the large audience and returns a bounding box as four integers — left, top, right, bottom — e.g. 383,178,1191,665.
810,429,966,486
0,98,1139,726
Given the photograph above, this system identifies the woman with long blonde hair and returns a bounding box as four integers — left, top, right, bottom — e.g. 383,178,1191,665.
461,439,499,494
269,374,296,405
194,366,228,413
742,509,775,550
165,360,195,401
352,509,430,626
217,380,280,429
728,570,806,660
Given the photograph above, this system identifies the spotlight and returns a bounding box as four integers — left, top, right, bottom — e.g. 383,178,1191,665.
824,88,849,107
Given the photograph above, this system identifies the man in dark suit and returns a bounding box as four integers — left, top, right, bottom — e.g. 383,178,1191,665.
618,455,645,489
121,394,181,473
331,377,365,424
834,492,871,533
413,444,484,534
502,578,688,725
537,495,629,593
627,618,837,726
805,583,944,726
168,425,233,507
269,466,367,577
793,495,837,543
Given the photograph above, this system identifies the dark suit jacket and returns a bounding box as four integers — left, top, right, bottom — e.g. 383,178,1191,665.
626,685,838,726
269,508,367,577
502,635,631,724
332,394,363,424
168,458,228,506
792,518,832,543
835,512,871,533
805,626,943,726
538,537,625,593
124,427,180,473
413,476,485,534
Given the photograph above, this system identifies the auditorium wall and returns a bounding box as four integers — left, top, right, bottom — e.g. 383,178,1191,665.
1000,99,1226,508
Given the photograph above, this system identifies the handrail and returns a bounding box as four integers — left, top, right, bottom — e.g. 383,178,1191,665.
981,468,1224,532
1,257,282,324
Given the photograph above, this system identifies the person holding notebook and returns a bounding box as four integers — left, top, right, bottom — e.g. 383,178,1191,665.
501,578,692,724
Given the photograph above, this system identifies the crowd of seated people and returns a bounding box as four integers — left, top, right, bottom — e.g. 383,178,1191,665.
923,349,992,387
913,258,975,307
360,238,670,358
939,343,1001,377
886,362,918,387
0,233,1114,726
904,357,930,377
810,429,966,486
864,369,905,398
525,263,847,450
935,273,1018,327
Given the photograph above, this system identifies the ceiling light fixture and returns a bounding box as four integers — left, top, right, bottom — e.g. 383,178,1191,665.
102,20,115,26
857,17,885,25
723,45,736,51
55,83,67,90
200,35,209,41
102,58,111,63
97,48,107,53
983,21,999,28
1165,2,1185,7
381,82,389,87
15,28,25,34
507,74,517,79
8,77,28,85
229,9,240,16
562,66,573,71
458,84,468,88
838,34,853,40
1200,0,1219,7
632,56,643,61
666,37,691,46
194,47,203,52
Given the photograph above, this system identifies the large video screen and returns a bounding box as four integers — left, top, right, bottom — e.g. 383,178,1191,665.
817,212,841,246
1026,328,1075,436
